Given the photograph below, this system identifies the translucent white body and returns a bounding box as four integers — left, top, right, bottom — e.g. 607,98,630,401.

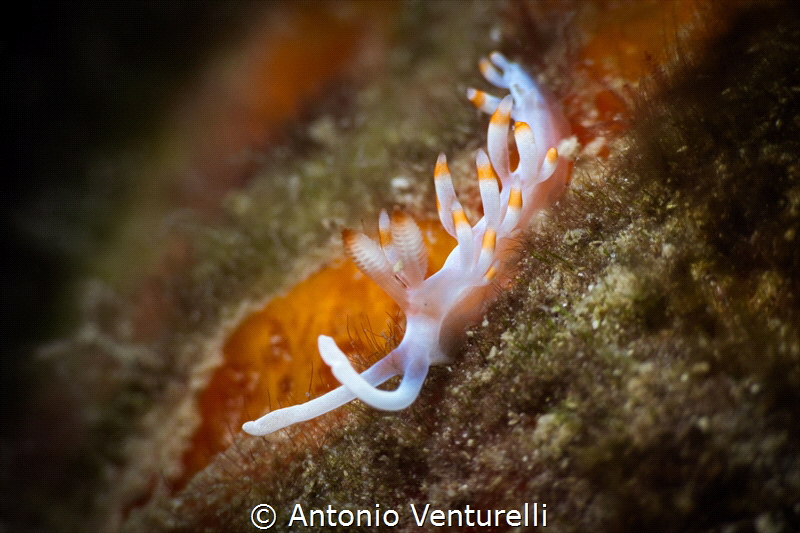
243,53,570,435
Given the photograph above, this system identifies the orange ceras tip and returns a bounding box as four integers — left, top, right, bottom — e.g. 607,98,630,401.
484,261,499,282
490,97,512,125
467,87,486,108
434,153,450,180
515,121,532,136
468,87,501,114
452,205,470,228
482,228,497,251
509,187,523,209
242,50,570,436
477,157,495,181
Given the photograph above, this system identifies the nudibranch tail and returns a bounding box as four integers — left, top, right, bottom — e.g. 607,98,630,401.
242,51,569,436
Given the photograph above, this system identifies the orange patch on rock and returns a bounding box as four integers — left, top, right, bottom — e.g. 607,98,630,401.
181,221,454,484
567,0,709,147
579,0,704,81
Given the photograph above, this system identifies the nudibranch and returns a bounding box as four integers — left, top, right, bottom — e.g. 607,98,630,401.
243,52,570,436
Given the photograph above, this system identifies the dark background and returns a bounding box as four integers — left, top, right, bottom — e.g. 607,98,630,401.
2,0,259,473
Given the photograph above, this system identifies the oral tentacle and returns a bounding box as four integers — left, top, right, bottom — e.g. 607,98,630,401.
241,354,400,436
318,336,429,411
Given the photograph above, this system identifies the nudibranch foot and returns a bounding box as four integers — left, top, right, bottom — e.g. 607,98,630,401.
243,51,569,436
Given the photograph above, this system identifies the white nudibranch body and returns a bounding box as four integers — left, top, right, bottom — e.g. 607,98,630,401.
242,52,570,436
